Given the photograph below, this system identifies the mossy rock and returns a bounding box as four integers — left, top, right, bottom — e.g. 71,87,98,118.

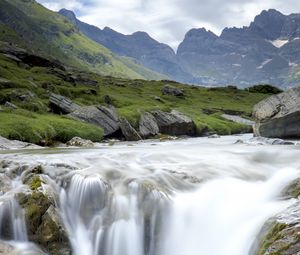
17,191,51,236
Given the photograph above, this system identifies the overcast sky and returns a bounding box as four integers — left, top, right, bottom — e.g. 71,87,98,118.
37,0,300,49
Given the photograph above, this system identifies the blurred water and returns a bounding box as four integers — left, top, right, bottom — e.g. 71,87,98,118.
0,134,299,254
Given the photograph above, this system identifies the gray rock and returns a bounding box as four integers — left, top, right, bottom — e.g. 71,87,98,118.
49,93,80,114
120,118,142,141
253,87,300,138
0,136,41,150
66,137,94,147
69,105,120,136
161,85,184,97
139,112,159,138
221,114,255,126
237,137,295,145
151,110,196,136
4,102,17,109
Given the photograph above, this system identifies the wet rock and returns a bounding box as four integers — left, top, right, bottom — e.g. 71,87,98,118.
49,93,80,114
253,87,300,138
66,137,94,147
254,201,300,255
120,118,142,141
0,174,12,194
0,136,41,150
139,112,159,138
36,205,70,255
237,137,295,145
208,134,220,138
161,85,184,97
17,191,51,237
151,110,196,136
69,105,120,136
283,178,300,199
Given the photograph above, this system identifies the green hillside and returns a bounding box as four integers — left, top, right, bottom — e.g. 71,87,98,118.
0,0,166,80
0,46,269,144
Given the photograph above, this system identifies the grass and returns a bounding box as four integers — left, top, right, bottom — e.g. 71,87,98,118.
0,110,104,145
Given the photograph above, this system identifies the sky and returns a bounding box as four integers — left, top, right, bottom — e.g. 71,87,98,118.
37,0,300,49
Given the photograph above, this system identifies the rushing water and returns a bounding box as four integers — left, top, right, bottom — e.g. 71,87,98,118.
0,134,299,255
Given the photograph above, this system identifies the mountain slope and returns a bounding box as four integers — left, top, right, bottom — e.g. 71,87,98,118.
58,9,192,83
60,8,300,88
178,9,300,88
0,0,165,80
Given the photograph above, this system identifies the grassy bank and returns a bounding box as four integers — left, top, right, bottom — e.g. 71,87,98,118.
0,110,103,145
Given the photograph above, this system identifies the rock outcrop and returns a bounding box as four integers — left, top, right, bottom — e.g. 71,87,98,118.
120,118,142,141
253,87,300,138
139,112,160,138
68,105,119,136
151,110,196,136
161,85,184,97
49,93,80,114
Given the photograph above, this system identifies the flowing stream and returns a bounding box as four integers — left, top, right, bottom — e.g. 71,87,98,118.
0,134,299,255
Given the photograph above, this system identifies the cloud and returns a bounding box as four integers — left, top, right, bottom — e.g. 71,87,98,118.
36,0,300,50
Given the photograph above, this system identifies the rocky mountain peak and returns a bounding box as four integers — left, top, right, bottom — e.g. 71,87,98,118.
250,9,286,40
58,9,77,24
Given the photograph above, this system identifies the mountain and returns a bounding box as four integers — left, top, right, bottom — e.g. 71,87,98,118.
60,8,300,88
178,9,300,88
58,9,193,83
0,0,166,80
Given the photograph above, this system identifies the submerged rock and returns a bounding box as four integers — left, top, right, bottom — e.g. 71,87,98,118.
66,137,94,147
236,137,295,145
139,112,159,138
120,118,142,141
253,87,300,138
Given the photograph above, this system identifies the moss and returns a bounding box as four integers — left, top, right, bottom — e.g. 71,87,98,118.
258,222,287,255
29,176,44,190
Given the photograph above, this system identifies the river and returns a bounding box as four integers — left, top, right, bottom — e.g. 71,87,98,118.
0,134,299,255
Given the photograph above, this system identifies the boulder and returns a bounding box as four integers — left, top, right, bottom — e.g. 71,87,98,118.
254,201,300,255
49,93,80,114
151,110,196,136
161,85,184,97
36,205,70,255
253,87,300,138
120,118,142,141
68,105,120,136
0,136,40,150
66,137,94,147
139,112,160,138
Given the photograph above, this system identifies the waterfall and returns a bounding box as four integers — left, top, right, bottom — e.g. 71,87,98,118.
0,135,299,255
0,197,27,242
59,169,297,255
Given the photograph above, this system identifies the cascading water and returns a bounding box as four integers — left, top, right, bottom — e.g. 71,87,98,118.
0,134,299,255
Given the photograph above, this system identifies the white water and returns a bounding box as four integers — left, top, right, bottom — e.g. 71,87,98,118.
0,134,299,255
